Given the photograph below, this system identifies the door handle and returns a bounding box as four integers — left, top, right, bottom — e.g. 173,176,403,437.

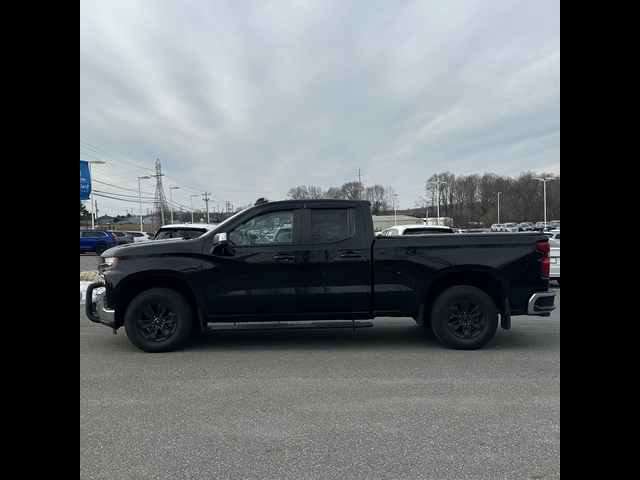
339,252,363,259
273,254,295,260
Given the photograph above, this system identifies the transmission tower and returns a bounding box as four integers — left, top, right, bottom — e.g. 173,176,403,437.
153,159,166,226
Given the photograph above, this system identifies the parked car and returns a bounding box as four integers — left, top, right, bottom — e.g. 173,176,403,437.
544,229,560,241
549,238,560,284
127,231,154,243
108,230,134,245
518,222,536,231
80,229,118,255
491,223,504,232
379,224,455,235
502,223,519,232
549,220,560,229
535,222,549,230
153,223,217,240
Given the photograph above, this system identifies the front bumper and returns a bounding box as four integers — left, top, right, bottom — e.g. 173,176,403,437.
85,281,116,328
527,289,556,316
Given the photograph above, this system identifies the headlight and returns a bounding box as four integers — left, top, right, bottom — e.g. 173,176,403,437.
102,257,118,267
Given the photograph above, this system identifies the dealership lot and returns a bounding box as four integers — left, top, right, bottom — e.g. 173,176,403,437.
80,286,560,479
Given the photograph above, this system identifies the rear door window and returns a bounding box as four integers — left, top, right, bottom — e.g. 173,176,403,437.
309,209,355,243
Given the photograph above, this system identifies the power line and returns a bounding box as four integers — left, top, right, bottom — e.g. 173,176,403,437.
80,141,155,172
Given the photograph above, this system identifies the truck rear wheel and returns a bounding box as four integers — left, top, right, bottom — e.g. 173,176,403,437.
431,286,498,350
124,288,193,352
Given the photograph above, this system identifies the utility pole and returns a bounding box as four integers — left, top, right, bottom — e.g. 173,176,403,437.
202,192,211,224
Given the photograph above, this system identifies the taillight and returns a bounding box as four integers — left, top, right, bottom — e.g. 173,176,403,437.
536,241,550,278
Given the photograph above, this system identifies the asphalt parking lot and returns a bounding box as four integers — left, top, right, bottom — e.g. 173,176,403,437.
80,285,560,480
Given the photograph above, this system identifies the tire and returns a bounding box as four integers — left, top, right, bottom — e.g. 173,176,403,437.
95,244,108,256
430,286,498,350
124,288,193,352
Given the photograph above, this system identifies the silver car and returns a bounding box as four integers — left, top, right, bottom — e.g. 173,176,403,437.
549,238,560,284
503,222,519,232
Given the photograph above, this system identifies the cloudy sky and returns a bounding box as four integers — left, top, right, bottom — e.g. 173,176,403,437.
80,0,560,218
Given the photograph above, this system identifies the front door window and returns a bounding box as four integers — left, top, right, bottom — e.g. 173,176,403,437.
228,210,295,245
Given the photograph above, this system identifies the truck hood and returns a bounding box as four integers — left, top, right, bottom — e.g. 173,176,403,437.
101,237,205,258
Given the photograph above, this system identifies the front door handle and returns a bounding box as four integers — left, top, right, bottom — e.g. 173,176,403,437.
339,252,363,259
273,254,295,260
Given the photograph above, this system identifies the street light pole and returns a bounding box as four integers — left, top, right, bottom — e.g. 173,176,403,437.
428,181,446,225
169,186,180,224
190,194,199,223
87,161,105,228
533,177,557,228
393,194,399,225
497,192,501,224
138,176,152,231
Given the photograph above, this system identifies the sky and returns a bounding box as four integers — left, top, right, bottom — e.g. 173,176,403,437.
80,0,560,219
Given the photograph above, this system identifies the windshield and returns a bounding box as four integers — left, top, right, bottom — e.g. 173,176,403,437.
154,228,205,240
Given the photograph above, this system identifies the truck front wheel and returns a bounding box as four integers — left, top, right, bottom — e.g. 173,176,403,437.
124,288,193,352
430,286,498,350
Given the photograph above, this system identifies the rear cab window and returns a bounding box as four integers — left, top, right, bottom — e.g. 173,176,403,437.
303,208,356,244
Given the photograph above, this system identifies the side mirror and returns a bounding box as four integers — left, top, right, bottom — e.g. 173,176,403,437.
213,232,228,247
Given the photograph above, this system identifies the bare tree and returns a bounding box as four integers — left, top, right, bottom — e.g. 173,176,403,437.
307,185,324,199
325,186,343,199
341,181,364,200
286,186,310,199
364,184,387,214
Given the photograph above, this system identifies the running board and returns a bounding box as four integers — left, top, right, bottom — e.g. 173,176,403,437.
208,321,374,332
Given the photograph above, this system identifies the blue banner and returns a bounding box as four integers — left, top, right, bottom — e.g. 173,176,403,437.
80,161,91,200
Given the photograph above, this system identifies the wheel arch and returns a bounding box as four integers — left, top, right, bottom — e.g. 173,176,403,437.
114,274,200,331
423,268,508,316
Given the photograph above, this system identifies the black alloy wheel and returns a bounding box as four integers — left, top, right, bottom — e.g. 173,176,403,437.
431,286,498,350
445,298,486,340
137,302,178,341
124,288,193,352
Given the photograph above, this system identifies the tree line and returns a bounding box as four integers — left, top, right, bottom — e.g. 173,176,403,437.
82,170,560,229
286,171,560,227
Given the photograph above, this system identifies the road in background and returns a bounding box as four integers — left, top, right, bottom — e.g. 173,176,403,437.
80,253,102,273
81,286,560,479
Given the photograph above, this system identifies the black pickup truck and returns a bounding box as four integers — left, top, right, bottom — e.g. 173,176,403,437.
86,198,556,352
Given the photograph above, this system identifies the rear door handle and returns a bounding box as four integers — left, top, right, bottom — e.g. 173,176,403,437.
273,254,295,260
339,252,363,259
